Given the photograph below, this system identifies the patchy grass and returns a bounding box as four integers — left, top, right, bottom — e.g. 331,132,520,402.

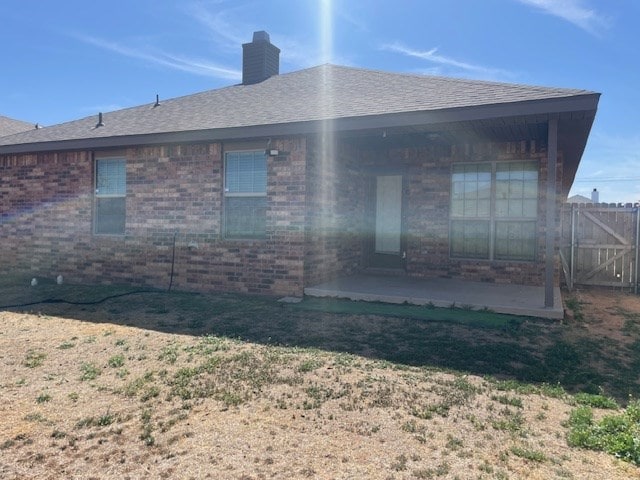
1,280,640,478
23,350,47,368
565,295,585,321
79,362,101,381
567,401,640,465
107,354,125,368
510,445,548,462
574,392,619,409
35,393,52,404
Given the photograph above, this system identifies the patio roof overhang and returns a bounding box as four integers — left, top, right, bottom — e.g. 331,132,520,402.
0,94,599,188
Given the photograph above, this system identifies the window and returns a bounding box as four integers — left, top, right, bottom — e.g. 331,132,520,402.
451,164,491,259
224,151,267,238
95,157,126,235
494,162,538,260
450,161,538,261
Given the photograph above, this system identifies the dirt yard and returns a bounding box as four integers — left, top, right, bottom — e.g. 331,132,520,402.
1,281,639,479
568,287,640,343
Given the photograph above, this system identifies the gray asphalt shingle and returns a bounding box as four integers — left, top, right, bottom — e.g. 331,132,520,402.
0,115,33,137
0,64,594,147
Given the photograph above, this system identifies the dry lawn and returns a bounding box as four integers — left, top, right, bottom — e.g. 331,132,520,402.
1,281,640,479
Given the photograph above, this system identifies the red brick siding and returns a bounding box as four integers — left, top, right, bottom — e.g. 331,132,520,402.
303,136,364,286
126,143,221,235
399,140,561,285
0,139,306,296
1,134,563,294
309,138,563,287
0,151,93,275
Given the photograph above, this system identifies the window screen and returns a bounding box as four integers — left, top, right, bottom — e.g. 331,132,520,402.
450,161,538,261
95,158,126,235
224,151,267,238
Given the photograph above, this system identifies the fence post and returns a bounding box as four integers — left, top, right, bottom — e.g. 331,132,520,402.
545,116,558,308
570,204,576,291
635,206,639,295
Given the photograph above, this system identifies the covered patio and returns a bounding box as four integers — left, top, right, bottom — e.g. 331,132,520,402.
304,273,564,320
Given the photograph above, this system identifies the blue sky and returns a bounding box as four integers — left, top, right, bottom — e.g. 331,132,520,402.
1,0,638,202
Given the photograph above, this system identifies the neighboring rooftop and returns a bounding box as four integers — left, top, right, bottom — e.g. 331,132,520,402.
567,194,593,204
0,115,33,137
568,188,600,204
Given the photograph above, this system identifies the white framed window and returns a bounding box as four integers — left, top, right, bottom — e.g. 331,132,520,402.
224,150,267,238
450,161,538,261
450,163,491,259
494,162,538,261
94,157,126,235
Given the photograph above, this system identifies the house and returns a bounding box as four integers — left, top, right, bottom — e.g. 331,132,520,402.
567,188,599,204
0,31,599,311
567,194,593,204
0,115,33,137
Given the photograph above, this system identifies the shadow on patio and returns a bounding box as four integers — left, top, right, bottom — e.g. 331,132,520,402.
305,273,564,320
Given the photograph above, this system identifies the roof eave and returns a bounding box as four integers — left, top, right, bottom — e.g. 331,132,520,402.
0,93,600,155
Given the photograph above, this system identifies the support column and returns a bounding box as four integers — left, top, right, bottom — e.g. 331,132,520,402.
545,115,558,308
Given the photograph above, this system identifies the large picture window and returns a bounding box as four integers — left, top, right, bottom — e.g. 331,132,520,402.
95,157,126,235
450,161,538,261
224,151,267,238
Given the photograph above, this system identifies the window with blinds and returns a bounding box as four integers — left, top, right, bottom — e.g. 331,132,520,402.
95,157,126,235
224,151,267,238
450,161,538,261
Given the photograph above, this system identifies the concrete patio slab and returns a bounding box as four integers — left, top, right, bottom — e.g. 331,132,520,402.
304,274,564,320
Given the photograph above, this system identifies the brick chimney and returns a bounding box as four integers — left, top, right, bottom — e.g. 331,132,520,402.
242,31,280,85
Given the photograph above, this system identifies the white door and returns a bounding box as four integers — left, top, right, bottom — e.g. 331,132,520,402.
375,175,403,254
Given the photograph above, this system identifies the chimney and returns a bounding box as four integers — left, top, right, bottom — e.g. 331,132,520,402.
242,31,280,85
591,188,599,203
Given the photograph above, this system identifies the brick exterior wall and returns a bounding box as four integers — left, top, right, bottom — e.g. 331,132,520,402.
303,136,364,286
0,138,306,296
0,151,93,275
1,133,563,295
399,140,562,285
305,137,563,287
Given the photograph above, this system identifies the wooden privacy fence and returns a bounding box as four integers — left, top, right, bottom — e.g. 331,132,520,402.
561,203,640,293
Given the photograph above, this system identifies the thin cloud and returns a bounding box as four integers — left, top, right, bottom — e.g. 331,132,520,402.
572,131,640,203
516,0,611,35
183,2,248,52
334,2,368,32
381,42,514,80
273,36,323,69
183,1,350,69
268,37,354,71
579,133,640,181
71,33,240,81
184,2,322,70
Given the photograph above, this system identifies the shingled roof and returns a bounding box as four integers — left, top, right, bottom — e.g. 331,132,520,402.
0,115,33,138
0,64,598,154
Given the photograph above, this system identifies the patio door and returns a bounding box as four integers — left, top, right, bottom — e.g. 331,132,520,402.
371,174,404,269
